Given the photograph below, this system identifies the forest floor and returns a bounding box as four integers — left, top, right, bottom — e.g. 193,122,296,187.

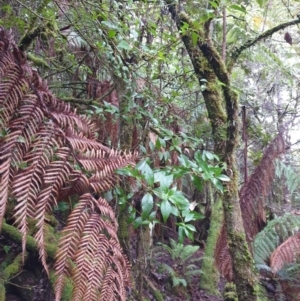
138,242,224,301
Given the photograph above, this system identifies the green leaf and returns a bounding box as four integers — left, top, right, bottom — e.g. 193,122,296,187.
256,0,268,7
133,216,142,229
192,175,203,191
178,154,191,168
229,4,246,13
108,29,117,38
128,207,136,223
141,193,154,218
137,160,154,185
101,20,119,30
191,32,199,46
184,224,196,232
178,226,184,243
183,212,195,223
169,190,189,208
217,174,230,182
154,171,173,189
202,150,218,161
211,178,224,192
161,200,172,223
118,40,130,50
115,166,140,178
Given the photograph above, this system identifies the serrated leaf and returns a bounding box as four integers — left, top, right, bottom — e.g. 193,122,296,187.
137,160,154,185
154,171,173,189
141,193,153,218
169,190,189,209
161,200,172,223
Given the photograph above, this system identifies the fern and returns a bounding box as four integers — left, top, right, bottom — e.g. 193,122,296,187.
253,213,300,301
0,28,136,300
154,239,202,287
215,132,285,280
275,160,300,194
253,213,300,266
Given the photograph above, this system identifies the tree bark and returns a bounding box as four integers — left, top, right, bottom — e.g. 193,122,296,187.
167,4,258,300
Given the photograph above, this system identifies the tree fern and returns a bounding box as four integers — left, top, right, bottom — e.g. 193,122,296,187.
253,213,300,266
0,28,136,301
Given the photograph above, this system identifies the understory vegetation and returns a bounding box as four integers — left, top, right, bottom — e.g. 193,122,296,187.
1,1,300,301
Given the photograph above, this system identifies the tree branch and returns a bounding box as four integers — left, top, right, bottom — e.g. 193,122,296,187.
228,18,300,71
1,221,57,259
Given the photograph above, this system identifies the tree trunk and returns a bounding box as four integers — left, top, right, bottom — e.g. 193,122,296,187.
167,4,258,300
200,197,223,295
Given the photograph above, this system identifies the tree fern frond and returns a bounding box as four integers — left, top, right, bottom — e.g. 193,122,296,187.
0,156,12,226
65,130,110,152
270,232,300,273
254,213,300,268
0,28,135,301
240,132,285,240
54,194,130,300
50,109,97,139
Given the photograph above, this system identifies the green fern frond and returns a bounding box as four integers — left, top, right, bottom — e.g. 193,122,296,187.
253,213,300,267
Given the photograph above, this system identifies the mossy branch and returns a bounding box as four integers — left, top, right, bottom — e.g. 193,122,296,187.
1,221,57,259
2,253,24,281
228,18,300,71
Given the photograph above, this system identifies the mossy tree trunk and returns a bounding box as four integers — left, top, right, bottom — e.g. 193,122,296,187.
200,197,223,295
167,4,258,301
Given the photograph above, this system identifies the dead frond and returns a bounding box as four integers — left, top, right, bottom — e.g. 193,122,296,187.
270,232,300,273
215,133,285,280
0,28,136,300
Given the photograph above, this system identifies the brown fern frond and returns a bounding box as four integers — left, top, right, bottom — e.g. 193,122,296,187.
65,131,111,152
0,28,135,300
240,132,285,240
214,224,234,281
215,133,285,280
34,158,74,273
55,194,130,301
270,232,300,273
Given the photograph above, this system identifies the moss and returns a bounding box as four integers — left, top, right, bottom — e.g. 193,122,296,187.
2,253,24,281
50,270,73,301
44,223,60,245
1,221,57,259
45,214,59,228
0,281,5,301
27,53,50,68
117,210,130,259
223,282,238,301
200,197,222,295
143,276,164,301
153,290,164,301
